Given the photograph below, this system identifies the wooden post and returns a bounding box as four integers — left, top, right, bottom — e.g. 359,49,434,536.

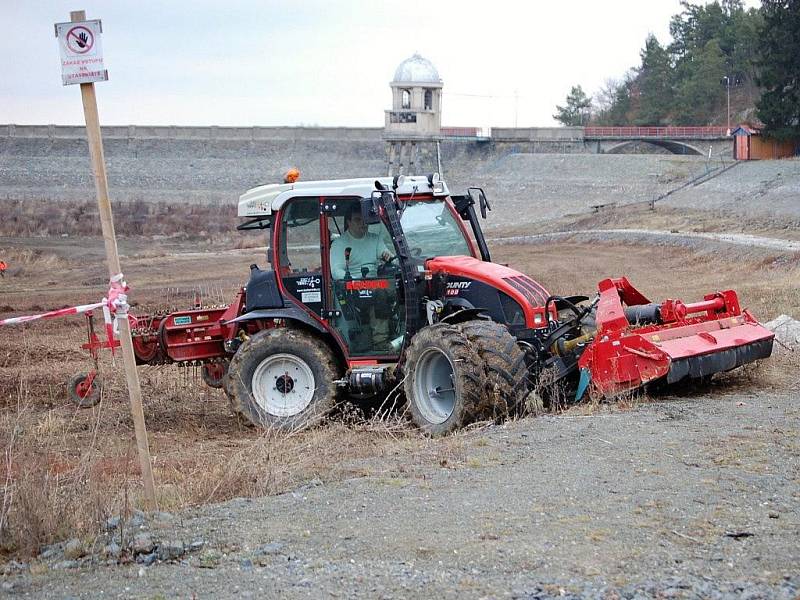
70,10,157,510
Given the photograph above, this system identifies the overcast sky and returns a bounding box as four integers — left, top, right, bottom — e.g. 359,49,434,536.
1,0,759,128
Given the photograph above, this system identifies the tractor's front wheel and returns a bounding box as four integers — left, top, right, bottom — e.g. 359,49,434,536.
403,323,486,436
226,329,339,432
458,320,529,419
404,321,529,435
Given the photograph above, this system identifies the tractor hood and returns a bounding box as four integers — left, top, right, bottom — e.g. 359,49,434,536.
426,256,552,329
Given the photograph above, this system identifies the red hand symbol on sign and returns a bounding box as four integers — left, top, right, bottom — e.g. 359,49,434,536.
66,26,94,54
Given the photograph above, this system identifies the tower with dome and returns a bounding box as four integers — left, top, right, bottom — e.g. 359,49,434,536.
384,53,443,175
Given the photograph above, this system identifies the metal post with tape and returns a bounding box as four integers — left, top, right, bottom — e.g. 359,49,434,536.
55,10,157,510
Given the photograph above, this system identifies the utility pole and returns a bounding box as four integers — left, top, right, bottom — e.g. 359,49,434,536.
723,75,731,135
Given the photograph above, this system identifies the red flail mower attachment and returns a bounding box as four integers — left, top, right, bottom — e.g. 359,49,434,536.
576,277,774,399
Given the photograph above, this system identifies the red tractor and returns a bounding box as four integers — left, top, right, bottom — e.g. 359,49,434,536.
129,175,774,435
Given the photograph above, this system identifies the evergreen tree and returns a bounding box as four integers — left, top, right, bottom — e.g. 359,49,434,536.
636,35,673,125
756,0,800,140
726,6,762,82
675,40,727,124
591,1,763,126
607,79,634,125
553,85,593,126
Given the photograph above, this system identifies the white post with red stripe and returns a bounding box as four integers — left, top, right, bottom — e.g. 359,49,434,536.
64,10,157,510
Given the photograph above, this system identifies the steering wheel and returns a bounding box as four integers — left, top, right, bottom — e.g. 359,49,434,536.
377,255,399,277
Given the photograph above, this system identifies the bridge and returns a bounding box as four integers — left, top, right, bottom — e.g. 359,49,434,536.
444,126,732,156
579,126,729,155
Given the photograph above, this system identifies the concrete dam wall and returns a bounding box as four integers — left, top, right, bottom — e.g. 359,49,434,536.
1,125,604,205
1,124,719,225
0,125,390,205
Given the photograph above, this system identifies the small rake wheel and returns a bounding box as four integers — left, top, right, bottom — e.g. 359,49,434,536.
201,361,229,389
68,372,102,408
132,333,160,365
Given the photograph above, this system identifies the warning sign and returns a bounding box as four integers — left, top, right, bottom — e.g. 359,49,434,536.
54,19,108,86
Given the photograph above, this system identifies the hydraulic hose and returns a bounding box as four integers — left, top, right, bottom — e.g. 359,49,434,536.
542,295,599,356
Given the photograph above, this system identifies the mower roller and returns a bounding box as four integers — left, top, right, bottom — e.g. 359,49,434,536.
117,175,772,435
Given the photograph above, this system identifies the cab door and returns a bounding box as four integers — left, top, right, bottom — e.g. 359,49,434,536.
277,197,326,317
324,200,405,358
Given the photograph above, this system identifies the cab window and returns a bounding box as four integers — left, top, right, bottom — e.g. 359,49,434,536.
279,197,324,314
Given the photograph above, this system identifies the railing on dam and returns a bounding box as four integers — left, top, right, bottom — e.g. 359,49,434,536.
3,123,733,143
585,126,730,139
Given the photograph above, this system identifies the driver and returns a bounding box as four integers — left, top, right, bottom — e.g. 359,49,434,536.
330,204,392,279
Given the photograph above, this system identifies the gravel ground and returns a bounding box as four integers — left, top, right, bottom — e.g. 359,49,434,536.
6,381,798,599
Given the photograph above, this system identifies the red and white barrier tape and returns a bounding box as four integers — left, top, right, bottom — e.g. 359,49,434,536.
0,300,106,326
0,273,131,352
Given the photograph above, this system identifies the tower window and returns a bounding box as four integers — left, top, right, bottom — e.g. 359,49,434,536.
401,89,411,109
424,90,433,110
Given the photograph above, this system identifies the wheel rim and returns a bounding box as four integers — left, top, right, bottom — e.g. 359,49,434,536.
76,378,94,399
251,353,316,417
413,347,457,425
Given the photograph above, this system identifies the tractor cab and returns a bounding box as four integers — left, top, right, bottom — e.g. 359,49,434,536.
237,175,479,361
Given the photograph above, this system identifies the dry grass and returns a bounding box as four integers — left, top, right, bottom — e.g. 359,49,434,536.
0,325,466,558
1,248,68,270
0,198,239,241
0,367,116,556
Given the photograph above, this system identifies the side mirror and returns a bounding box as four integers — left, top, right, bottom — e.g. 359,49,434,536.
368,189,403,220
362,195,382,224
468,187,491,219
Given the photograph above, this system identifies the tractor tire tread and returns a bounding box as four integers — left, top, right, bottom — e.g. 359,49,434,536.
403,323,486,435
457,320,528,418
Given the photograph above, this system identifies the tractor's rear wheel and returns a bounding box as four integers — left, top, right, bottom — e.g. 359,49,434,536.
404,323,486,435
226,328,339,432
